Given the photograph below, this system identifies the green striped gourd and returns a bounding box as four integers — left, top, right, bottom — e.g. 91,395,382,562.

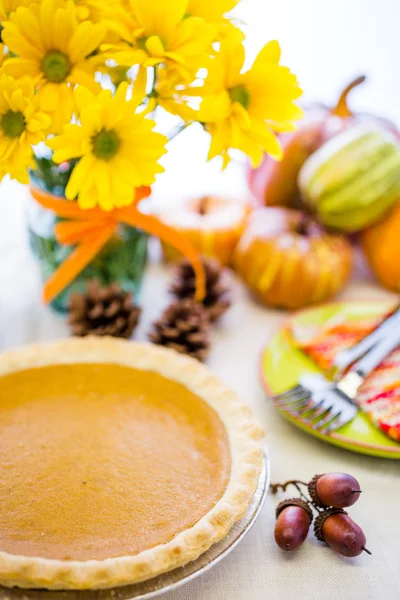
299,125,400,232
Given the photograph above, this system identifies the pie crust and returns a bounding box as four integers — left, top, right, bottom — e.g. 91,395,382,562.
0,338,264,590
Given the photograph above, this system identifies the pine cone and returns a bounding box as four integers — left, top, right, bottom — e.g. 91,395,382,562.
170,257,232,322
68,280,141,339
149,298,210,361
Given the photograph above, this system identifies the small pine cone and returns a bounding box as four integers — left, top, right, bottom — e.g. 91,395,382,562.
68,280,141,339
170,257,232,322
149,298,210,361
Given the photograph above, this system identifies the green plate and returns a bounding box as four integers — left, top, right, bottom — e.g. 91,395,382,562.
260,300,400,459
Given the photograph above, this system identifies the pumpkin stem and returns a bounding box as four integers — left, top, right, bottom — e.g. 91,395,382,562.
332,75,366,117
197,196,210,216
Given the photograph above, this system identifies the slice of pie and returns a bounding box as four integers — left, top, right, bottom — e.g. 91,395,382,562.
0,338,264,590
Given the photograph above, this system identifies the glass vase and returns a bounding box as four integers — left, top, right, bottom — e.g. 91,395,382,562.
27,160,148,313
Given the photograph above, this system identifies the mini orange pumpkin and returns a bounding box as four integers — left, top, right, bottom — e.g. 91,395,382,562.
159,196,251,266
233,207,353,310
361,201,400,291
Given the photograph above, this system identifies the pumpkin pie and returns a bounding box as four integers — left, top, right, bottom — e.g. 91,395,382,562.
0,338,264,590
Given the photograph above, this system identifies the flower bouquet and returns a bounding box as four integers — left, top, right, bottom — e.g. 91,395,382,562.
0,0,302,311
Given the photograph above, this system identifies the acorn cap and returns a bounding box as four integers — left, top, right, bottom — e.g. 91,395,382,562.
314,508,346,542
275,498,313,522
308,474,327,508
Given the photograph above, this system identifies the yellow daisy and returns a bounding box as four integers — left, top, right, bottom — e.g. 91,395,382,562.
71,0,125,45
187,0,239,21
186,0,243,43
108,0,215,80
48,83,167,211
99,63,131,87
0,44,7,68
198,40,303,168
73,0,121,22
0,74,51,183
2,0,105,132
155,67,198,120
0,0,33,21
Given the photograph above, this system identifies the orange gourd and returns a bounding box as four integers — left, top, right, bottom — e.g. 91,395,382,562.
361,202,400,291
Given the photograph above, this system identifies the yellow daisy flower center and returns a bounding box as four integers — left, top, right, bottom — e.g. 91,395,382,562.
41,51,72,83
230,85,250,109
1,110,26,138
92,129,121,160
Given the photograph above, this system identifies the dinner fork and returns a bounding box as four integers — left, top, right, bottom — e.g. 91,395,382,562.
273,323,400,433
331,302,400,373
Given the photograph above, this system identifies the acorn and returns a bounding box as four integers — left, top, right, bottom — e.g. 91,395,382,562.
314,508,370,557
309,473,361,508
274,498,313,552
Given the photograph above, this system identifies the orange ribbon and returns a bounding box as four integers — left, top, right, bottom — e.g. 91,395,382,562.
30,187,206,304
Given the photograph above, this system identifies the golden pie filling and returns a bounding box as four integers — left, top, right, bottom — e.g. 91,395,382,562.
0,364,231,562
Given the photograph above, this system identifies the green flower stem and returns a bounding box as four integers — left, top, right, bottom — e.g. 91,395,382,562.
167,122,192,142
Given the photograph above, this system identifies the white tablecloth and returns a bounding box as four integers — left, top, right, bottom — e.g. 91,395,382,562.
1,179,400,600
